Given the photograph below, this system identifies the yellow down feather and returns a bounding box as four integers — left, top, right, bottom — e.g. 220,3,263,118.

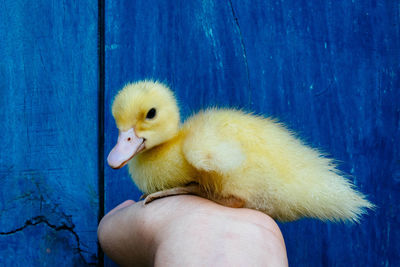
111,80,374,222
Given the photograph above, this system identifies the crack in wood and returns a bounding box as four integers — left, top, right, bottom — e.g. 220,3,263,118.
228,0,252,97
0,215,97,265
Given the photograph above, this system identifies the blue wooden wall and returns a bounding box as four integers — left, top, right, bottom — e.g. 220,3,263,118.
1,0,399,266
0,0,99,265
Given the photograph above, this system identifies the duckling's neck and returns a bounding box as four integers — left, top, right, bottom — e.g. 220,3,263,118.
141,133,183,162
128,131,197,193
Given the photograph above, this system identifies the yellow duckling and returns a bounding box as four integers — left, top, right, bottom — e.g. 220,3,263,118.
107,80,374,222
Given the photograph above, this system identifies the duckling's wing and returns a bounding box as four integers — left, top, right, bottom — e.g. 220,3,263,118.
182,127,246,174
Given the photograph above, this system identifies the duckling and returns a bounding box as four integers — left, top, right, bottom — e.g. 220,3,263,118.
107,80,374,222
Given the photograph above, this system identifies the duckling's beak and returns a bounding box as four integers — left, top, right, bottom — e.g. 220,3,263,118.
107,128,145,169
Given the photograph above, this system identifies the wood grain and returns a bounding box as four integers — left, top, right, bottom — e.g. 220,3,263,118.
1,0,398,265
105,0,399,266
0,1,99,265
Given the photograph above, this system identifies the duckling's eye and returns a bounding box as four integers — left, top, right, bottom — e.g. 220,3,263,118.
146,108,156,119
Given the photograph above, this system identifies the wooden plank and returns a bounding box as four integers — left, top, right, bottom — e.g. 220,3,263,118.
105,0,249,209
105,0,399,266
230,0,400,266
104,2,250,265
0,1,99,265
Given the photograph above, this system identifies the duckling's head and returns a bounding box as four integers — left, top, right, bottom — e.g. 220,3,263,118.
108,81,180,169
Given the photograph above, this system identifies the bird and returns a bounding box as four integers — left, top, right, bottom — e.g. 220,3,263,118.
107,80,374,222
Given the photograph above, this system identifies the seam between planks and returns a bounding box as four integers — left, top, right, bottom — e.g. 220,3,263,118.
97,0,105,265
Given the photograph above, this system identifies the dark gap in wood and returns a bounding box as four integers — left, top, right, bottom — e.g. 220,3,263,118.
97,0,105,265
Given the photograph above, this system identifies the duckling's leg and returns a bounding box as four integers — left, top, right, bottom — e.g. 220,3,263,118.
143,183,245,208
143,183,205,205
211,195,245,208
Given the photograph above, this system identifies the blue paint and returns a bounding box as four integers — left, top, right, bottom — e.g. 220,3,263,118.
0,0,99,265
0,223,88,266
105,0,399,266
1,0,398,265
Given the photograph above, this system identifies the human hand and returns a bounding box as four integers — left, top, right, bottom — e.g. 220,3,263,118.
98,195,288,266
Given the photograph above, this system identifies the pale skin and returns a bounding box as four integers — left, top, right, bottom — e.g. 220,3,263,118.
98,195,288,267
